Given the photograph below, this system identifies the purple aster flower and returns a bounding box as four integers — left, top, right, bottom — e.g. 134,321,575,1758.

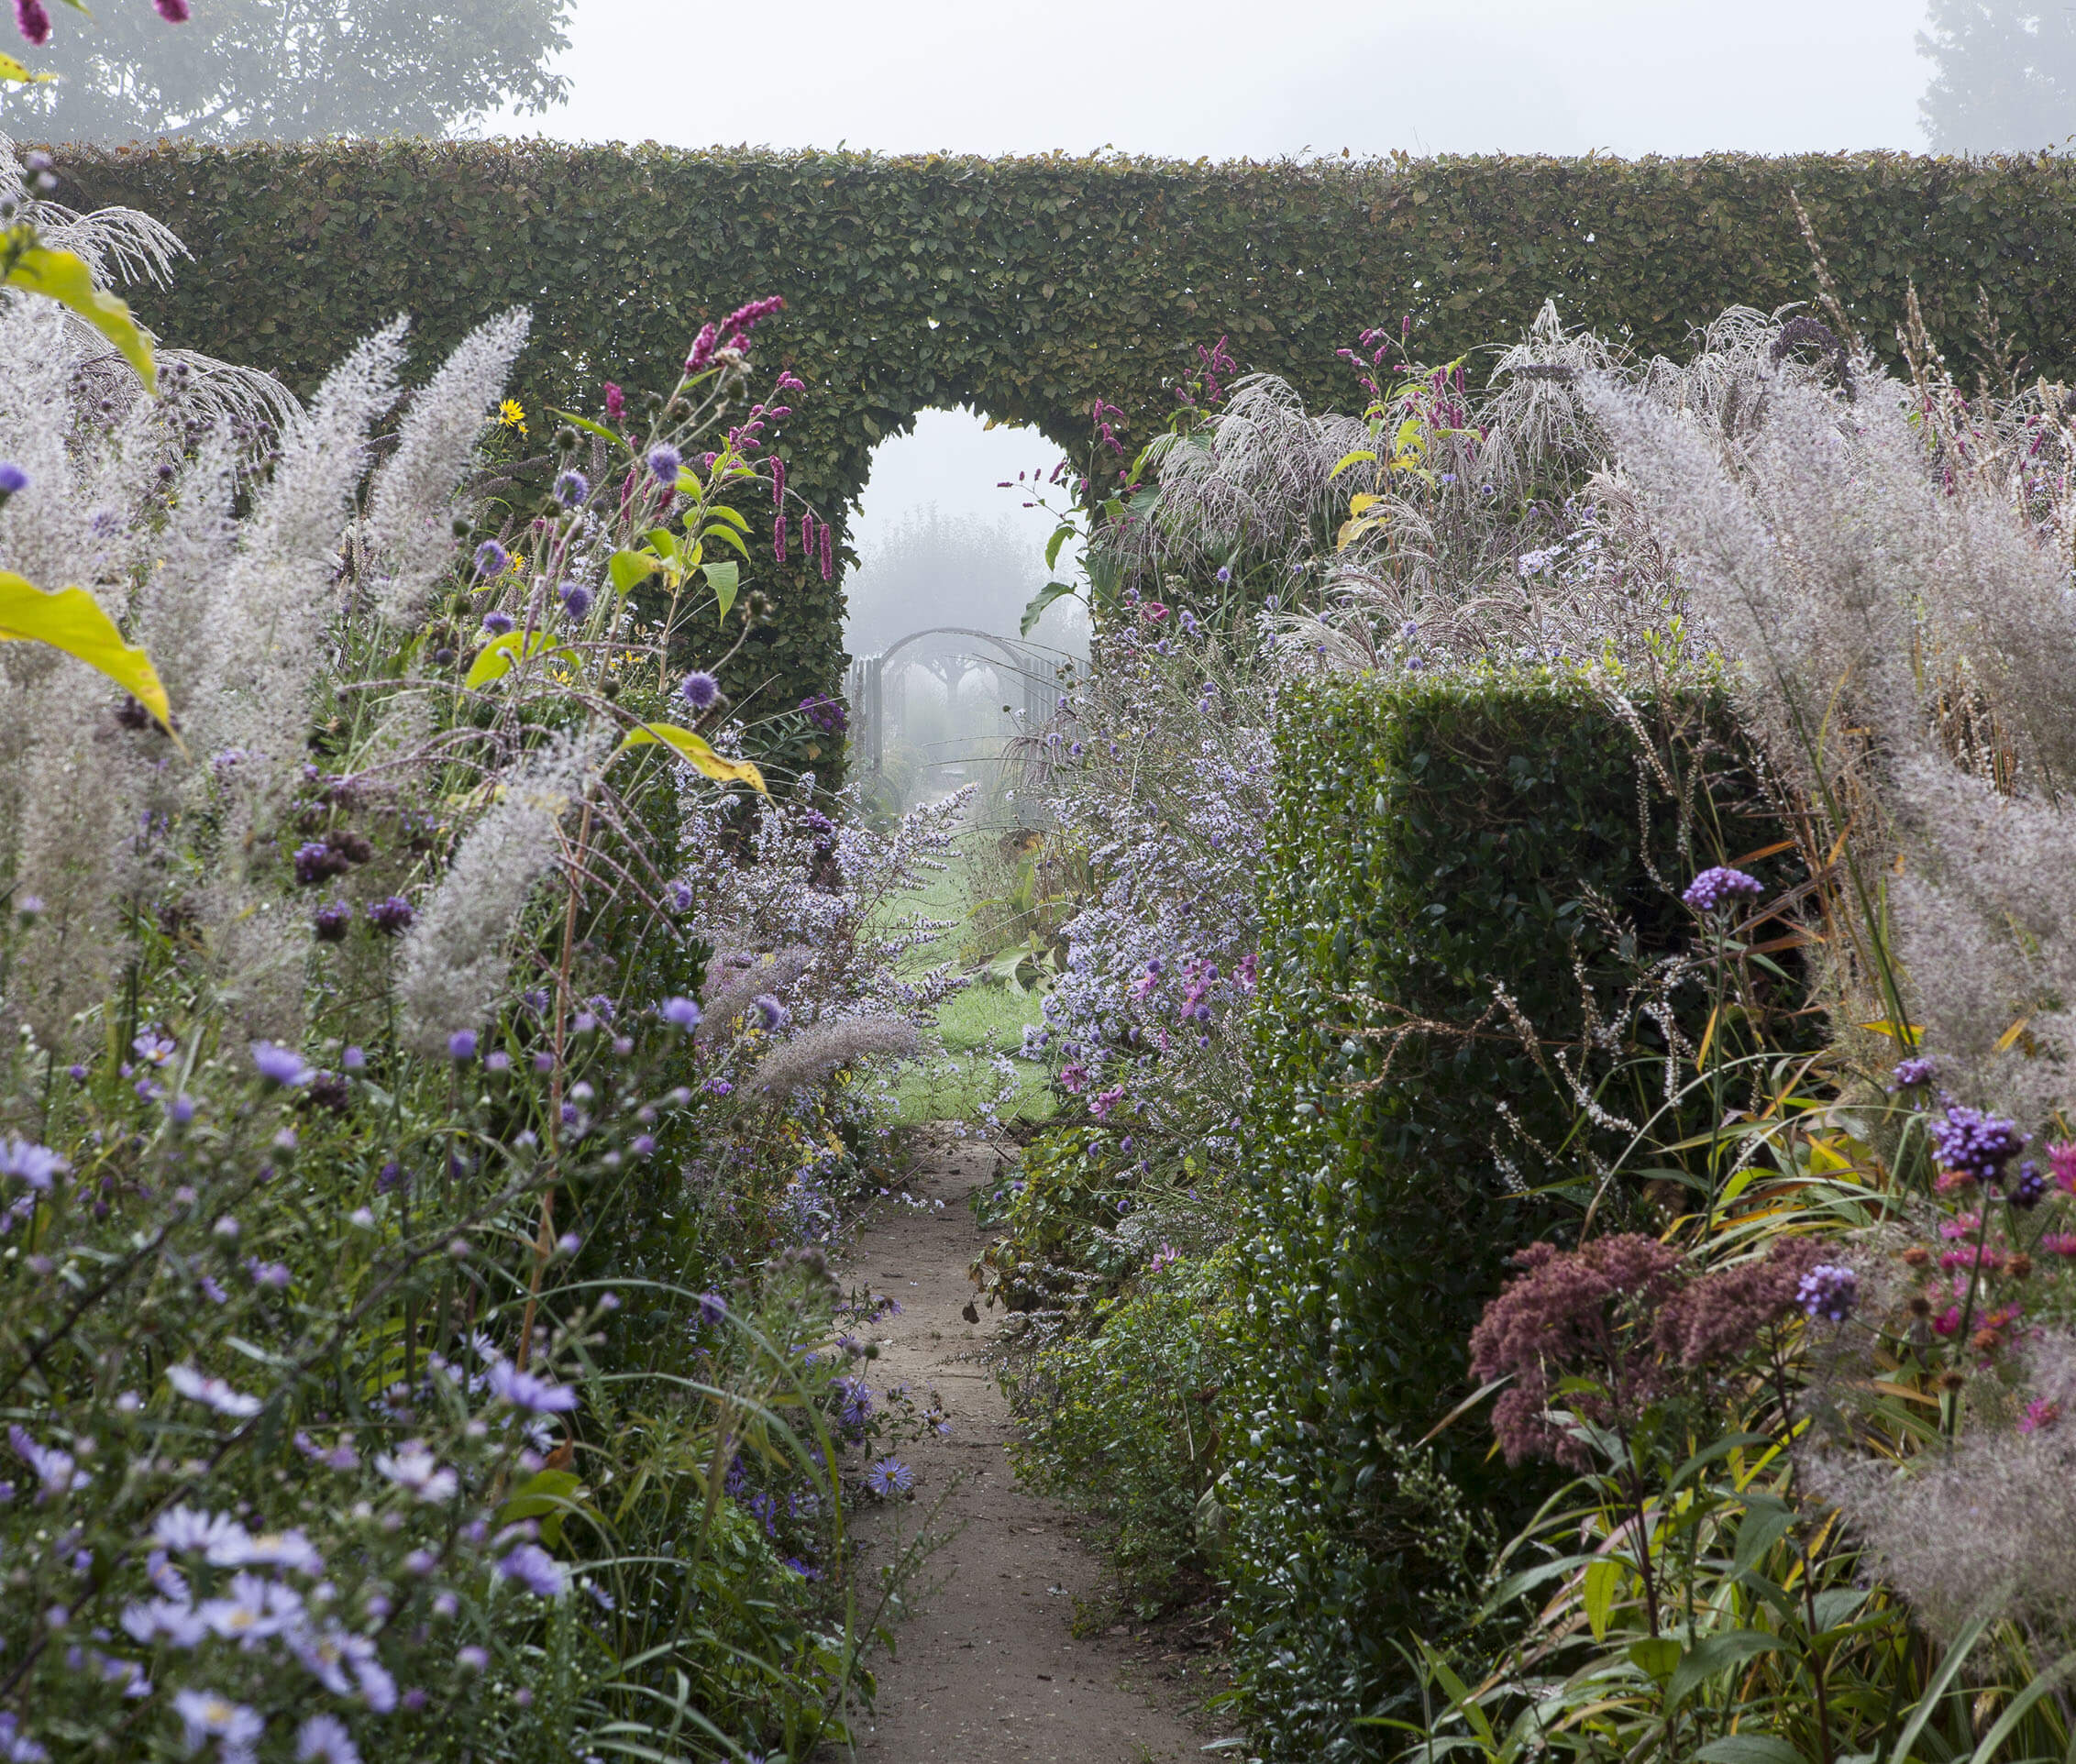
1797,1262,1859,1323
472,539,509,579
488,1360,579,1414
660,995,702,1030
0,1137,66,1191
0,462,28,496
864,1457,913,1496
9,1425,86,1500
167,1095,196,1126
1682,866,1765,913
1929,1103,2027,1185
558,581,592,621
646,445,681,484
480,611,515,636
365,896,414,935
447,1031,477,1062
249,1042,314,1087
495,1542,568,1598
1890,1055,1937,1090
167,1364,262,1417
312,899,351,943
295,1714,359,1764
173,1689,261,1758
678,670,720,711
552,469,589,508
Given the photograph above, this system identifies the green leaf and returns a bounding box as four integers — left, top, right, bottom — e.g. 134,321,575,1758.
463,627,572,689
1731,1498,1795,1579
1695,1738,1805,1764
701,559,739,622
0,572,176,737
1666,1630,1783,1710
1808,1586,1868,1636
6,243,156,392
1044,523,1076,570
1021,579,1078,637
701,521,750,560
1328,448,1377,480
613,722,767,795
546,408,629,451
608,548,657,597
701,503,751,533
643,526,679,562
499,1468,582,1549
1583,1557,1621,1641
1628,1637,1680,1681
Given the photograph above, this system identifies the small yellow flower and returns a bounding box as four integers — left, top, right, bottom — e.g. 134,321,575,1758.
498,399,528,436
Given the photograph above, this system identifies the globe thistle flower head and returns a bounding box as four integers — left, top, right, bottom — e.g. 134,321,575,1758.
480,611,515,636
1797,1262,1860,1323
660,996,702,1030
752,993,788,1032
677,670,721,711
447,1030,477,1062
558,581,591,622
646,445,681,484
0,461,28,497
1682,865,1764,913
551,469,588,508
472,539,509,579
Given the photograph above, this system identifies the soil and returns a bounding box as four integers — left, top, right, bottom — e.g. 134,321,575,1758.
832,1129,1224,1764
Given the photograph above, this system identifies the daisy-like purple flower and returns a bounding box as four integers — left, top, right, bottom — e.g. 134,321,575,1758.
121,1597,206,1648
8,1425,87,1500
489,1360,579,1415
167,1364,263,1417
495,1541,568,1598
660,995,702,1030
172,1689,262,1759
678,670,720,710
152,1507,250,1560
0,1137,66,1191
864,1457,913,1496
1681,866,1764,913
373,1444,458,1503
295,1714,360,1764
249,1042,314,1088
219,1527,322,1572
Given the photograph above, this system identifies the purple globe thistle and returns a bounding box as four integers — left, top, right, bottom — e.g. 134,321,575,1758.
1797,1262,1859,1323
665,879,694,912
551,469,589,508
311,900,351,943
751,994,788,1031
698,1291,727,1327
365,896,414,935
249,1042,314,1087
2010,1161,2049,1209
472,539,509,579
1889,1055,1937,1091
646,445,681,484
480,611,515,636
1682,866,1764,913
0,462,28,497
659,996,702,1030
558,581,592,622
679,670,720,711
447,1031,477,1062
1929,1103,2027,1185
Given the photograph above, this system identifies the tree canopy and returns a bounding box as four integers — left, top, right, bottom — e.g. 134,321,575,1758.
1919,1,2076,151
8,0,570,142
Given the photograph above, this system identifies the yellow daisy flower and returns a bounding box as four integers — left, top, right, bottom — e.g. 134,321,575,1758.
498,399,527,436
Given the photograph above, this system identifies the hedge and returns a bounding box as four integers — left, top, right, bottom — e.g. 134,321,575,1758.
1227,671,1785,1758
47,141,2076,746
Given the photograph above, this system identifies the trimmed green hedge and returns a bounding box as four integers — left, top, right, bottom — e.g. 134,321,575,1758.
49,142,2076,736
1227,671,1781,1757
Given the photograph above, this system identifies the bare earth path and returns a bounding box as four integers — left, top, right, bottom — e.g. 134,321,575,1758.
835,1130,1208,1763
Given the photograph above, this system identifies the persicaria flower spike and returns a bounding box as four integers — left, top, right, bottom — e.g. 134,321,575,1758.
13,0,50,46
1682,866,1763,912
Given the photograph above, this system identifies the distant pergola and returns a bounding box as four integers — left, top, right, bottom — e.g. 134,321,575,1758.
845,627,1065,777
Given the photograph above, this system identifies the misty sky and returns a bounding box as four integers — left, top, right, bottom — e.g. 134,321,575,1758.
490,0,1935,648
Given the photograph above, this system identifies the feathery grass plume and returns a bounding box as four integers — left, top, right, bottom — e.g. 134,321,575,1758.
750,1016,921,1097
364,307,532,627
196,316,409,773
393,727,602,1055
695,943,819,1048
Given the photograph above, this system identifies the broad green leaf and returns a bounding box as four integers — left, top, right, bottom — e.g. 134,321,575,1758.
0,571,175,735
1328,448,1377,480
498,1468,583,1549
701,521,750,560
1731,1498,1794,1578
1044,523,1075,570
1808,1586,1870,1636
608,548,657,597
643,526,679,562
1695,1738,1804,1764
613,722,767,795
1583,1557,1621,1641
1348,492,1382,517
546,407,630,450
701,503,750,533
1666,1630,1782,1710
1021,579,1078,637
701,559,739,622
1628,1637,1680,1681
674,467,705,498
6,244,156,391
0,53,54,83
463,627,572,690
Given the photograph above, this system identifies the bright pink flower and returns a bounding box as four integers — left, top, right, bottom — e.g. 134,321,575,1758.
2020,1397,2060,1433
2040,1233,2076,1257
770,457,786,508
153,0,189,19
685,323,718,374
819,519,833,582
602,382,624,424
1933,1305,1961,1336
13,0,50,45
1058,1064,1088,1096
2051,1141,2076,1194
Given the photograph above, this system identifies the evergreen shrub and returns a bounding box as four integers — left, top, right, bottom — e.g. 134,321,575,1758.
1226,668,1783,1756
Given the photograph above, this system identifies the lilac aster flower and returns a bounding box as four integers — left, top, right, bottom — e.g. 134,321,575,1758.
472,539,509,579
295,1714,360,1764
1797,1262,1859,1323
167,1364,263,1417
365,895,414,935
121,1597,205,1648
647,445,681,484
9,1425,86,1500
173,1690,261,1759
312,899,351,943
678,670,720,710
152,1506,249,1560
496,1541,568,1598
0,1137,66,1191
1929,1103,2027,1185
660,995,702,1030
249,1042,314,1087
374,1445,458,1503
864,1457,913,1496
551,469,589,508
1682,866,1764,913
488,1360,579,1414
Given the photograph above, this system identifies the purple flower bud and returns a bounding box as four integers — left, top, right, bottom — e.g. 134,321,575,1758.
447,1031,477,1062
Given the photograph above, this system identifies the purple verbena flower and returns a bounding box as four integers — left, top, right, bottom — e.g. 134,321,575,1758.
1797,1262,1859,1323
1682,866,1764,913
1890,1055,1937,1090
1929,1103,2028,1186
365,896,414,935
312,899,351,943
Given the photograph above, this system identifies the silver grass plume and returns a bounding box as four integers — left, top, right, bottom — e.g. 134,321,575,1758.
392,727,604,1055
363,308,532,627
695,943,819,1048
749,1017,920,1097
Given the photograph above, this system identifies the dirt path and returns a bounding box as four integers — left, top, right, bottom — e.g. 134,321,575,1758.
835,1130,1209,1764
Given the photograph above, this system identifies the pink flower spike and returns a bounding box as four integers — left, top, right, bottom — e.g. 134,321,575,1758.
2020,1397,2060,1433
153,0,189,18
13,0,50,44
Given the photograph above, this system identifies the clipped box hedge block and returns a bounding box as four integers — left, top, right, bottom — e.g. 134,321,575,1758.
48,142,2076,736
1226,670,1779,1756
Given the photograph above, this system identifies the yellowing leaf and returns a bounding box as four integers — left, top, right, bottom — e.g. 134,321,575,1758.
613,722,767,794
6,244,156,392
1584,1557,1621,1642
1347,493,1381,517
1994,1013,2033,1054
464,627,574,690
0,52,54,83
0,571,176,737
1328,448,1376,480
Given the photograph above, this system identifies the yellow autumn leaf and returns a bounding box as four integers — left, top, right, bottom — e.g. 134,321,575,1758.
0,53,54,83
5,243,157,392
1347,493,1381,517
0,571,176,737
613,722,767,795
